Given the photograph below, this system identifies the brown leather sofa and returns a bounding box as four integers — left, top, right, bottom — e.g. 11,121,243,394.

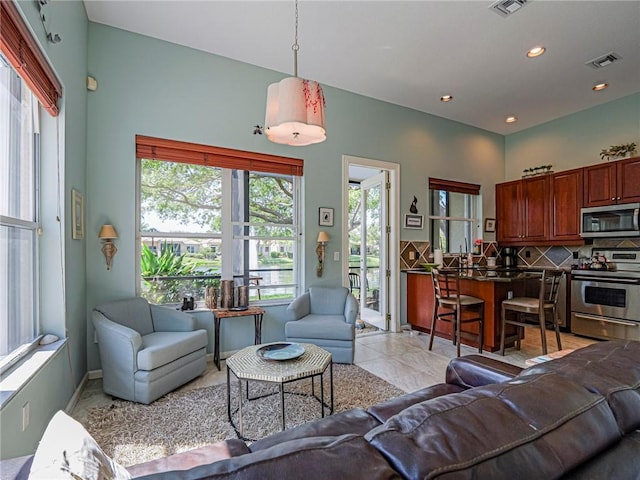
4,340,640,479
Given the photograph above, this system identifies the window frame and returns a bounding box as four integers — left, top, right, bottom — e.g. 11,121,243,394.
0,61,41,374
428,178,481,254
135,137,303,306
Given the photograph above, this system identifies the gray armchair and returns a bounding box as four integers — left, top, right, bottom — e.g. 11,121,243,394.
93,297,208,404
285,286,358,364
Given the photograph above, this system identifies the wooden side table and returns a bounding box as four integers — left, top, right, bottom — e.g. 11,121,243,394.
211,307,265,370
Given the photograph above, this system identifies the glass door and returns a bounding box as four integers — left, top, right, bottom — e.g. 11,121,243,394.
360,171,389,330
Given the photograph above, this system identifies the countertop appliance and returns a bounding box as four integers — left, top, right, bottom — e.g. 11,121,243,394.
580,203,640,238
502,247,517,267
571,248,640,341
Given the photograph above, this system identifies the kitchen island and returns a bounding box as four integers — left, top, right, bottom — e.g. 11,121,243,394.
406,268,541,352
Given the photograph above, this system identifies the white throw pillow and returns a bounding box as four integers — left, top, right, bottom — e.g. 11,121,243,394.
29,410,131,480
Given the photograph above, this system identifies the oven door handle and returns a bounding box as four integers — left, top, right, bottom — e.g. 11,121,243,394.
571,274,640,285
573,313,639,327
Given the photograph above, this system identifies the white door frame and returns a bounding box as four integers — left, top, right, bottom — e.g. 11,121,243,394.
342,155,400,333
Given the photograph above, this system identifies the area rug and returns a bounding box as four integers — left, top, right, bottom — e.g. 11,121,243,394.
84,364,403,467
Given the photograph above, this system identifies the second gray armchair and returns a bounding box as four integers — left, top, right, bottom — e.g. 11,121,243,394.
285,286,358,364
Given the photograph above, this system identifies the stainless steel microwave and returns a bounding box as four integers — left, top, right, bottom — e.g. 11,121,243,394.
580,203,640,237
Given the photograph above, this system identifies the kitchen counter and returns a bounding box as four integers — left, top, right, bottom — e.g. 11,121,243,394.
406,267,543,282
406,268,541,352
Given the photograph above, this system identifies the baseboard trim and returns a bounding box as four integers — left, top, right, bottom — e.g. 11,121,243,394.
65,371,89,413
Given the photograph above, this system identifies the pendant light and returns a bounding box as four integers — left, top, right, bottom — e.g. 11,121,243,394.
265,0,326,146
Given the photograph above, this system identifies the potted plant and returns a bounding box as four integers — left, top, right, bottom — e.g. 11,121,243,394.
600,142,637,161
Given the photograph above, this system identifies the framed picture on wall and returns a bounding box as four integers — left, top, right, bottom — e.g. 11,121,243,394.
319,207,334,226
484,218,496,233
404,214,424,230
71,189,85,240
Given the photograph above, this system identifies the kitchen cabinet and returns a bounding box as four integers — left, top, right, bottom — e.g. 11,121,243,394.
496,176,548,245
549,168,584,243
584,156,640,207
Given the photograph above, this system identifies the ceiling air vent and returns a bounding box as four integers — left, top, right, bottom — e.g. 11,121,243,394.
489,0,529,17
586,52,622,69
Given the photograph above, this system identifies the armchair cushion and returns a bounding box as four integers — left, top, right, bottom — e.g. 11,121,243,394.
308,287,349,315
95,297,154,336
137,331,208,371
285,315,353,341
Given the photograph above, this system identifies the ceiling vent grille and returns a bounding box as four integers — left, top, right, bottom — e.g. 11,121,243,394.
586,52,622,69
489,0,529,17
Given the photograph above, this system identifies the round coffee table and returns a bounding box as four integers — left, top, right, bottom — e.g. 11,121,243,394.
226,342,333,439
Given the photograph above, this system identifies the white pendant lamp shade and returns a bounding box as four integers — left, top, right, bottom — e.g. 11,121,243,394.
265,77,326,146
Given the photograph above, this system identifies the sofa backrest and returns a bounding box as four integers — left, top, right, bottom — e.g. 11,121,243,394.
308,287,349,315
366,372,621,479
94,297,155,336
520,339,640,434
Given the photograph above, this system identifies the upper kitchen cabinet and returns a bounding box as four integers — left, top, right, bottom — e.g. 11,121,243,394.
496,175,548,245
584,156,640,207
549,168,584,243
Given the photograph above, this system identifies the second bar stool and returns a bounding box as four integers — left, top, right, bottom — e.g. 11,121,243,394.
428,268,485,357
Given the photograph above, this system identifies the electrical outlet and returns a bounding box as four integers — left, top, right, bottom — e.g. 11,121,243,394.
525,250,531,258
22,402,29,431
409,251,415,260
333,251,340,261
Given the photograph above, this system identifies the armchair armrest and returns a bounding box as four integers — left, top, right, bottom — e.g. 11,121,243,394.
344,293,358,325
150,304,197,332
92,312,142,399
286,292,311,321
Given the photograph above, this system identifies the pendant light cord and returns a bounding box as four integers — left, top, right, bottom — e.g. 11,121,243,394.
292,0,299,77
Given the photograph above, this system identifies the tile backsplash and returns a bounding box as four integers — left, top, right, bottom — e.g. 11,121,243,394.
400,238,640,271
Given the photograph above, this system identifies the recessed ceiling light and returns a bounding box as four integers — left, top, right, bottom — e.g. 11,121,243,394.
527,46,546,58
592,82,608,91
440,95,454,102
505,115,518,123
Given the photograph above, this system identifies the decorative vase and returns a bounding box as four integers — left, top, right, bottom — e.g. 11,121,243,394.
220,280,234,308
205,287,218,309
237,286,249,307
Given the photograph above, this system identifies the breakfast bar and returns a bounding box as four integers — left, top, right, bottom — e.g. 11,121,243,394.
406,268,538,352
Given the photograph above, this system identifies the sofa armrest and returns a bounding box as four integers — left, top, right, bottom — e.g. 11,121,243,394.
127,440,250,479
150,304,197,332
0,455,33,480
344,293,358,325
286,292,310,321
445,355,523,389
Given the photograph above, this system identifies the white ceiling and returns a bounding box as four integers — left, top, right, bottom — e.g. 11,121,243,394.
83,1,640,135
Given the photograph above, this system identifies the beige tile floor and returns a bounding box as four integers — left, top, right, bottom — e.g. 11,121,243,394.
71,328,597,422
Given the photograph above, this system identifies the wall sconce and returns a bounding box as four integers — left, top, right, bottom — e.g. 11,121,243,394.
98,224,118,270
316,231,329,277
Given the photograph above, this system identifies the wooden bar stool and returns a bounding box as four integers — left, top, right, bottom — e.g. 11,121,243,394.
428,269,485,357
500,269,564,356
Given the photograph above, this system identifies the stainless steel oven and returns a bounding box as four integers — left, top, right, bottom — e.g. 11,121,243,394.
571,249,640,341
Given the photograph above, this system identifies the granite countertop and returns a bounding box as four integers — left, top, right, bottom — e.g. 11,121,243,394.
405,266,557,282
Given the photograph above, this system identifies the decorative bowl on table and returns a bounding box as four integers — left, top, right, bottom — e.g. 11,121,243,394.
256,343,305,361
420,263,439,272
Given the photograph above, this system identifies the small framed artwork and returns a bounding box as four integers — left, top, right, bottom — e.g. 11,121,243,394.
71,189,85,240
319,207,334,227
484,218,496,233
404,214,424,230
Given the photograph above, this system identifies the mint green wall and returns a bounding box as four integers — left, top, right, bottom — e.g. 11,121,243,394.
0,0,88,459
85,23,504,369
505,93,640,179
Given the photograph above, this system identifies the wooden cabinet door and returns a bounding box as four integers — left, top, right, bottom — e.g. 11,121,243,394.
584,162,616,207
522,176,548,240
496,180,522,243
549,168,583,241
406,273,435,332
617,156,640,204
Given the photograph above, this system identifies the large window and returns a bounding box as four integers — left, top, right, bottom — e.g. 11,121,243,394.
137,137,302,305
429,178,481,254
0,56,40,370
